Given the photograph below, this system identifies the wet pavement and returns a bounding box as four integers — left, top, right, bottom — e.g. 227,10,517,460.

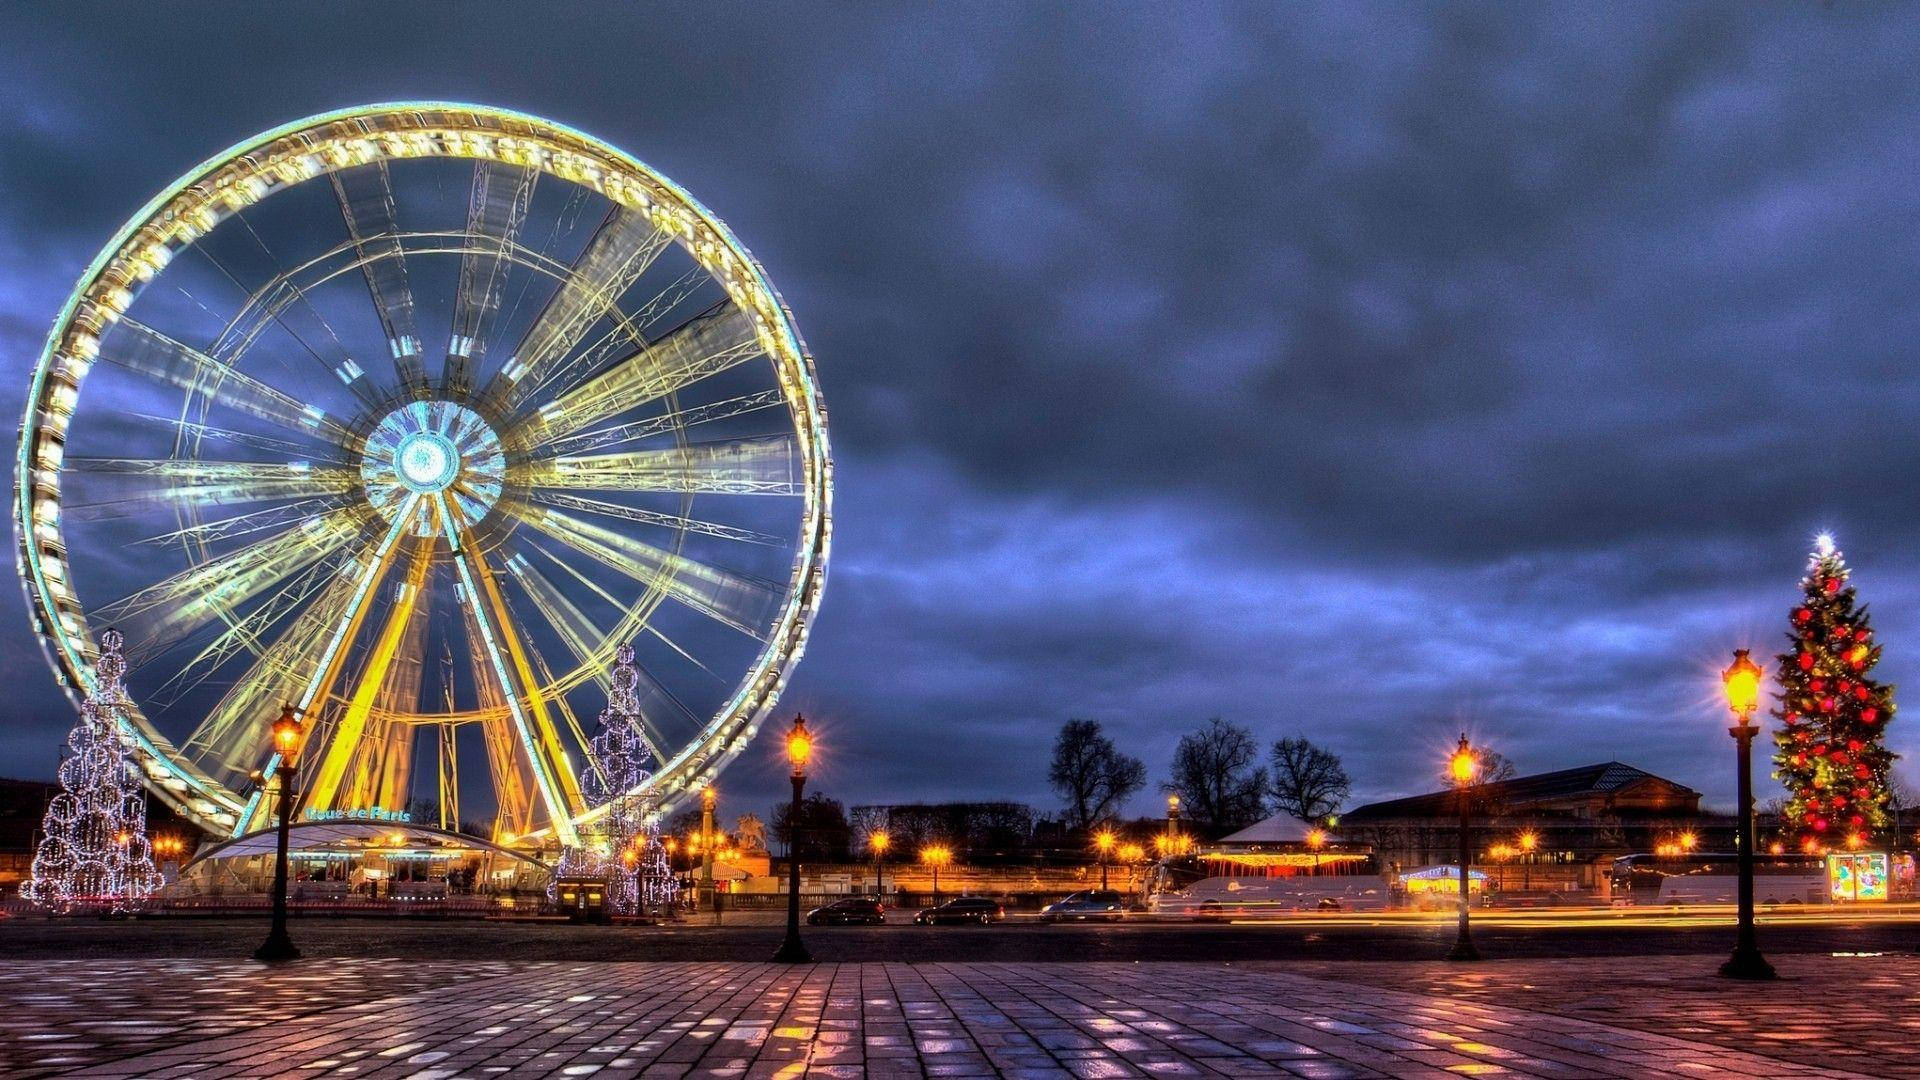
0,955,1903,1078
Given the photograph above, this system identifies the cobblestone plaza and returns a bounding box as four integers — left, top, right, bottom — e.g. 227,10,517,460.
2,953,1913,1078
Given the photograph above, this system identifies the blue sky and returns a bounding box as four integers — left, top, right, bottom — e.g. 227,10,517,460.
4,3,1920,823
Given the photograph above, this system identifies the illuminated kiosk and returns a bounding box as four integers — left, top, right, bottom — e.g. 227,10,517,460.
15,104,832,853
1398,864,1490,910
178,817,550,904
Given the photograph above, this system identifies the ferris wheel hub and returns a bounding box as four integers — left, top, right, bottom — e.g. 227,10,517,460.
395,432,459,492
361,401,506,529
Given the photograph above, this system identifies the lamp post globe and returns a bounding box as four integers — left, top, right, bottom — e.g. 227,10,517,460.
254,705,303,962
773,714,813,964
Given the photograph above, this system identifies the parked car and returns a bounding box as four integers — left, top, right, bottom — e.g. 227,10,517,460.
1039,890,1125,923
913,897,1004,925
806,896,886,926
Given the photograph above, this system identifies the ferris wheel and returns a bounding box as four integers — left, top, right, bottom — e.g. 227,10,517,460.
15,104,831,848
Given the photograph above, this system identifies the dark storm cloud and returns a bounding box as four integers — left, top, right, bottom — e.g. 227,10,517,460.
3,2,1920,820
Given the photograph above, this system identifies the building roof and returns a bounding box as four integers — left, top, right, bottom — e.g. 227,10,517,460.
1341,761,1698,822
1217,814,1321,845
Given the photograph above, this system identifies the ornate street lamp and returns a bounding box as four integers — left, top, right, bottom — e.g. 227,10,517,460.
255,705,303,962
869,829,891,896
1518,830,1538,893
1306,827,1326,878
1719,649,1777,980
1446,733,1481,961
1094,828,1116,890
774,715,813,964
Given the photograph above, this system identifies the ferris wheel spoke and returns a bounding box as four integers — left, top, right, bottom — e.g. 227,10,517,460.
181,558,371,773
540,388,785,458
527,491,783,546
102,318,353,444
436,493,584,844
513,265,711,408
331,162,427,394
445,161,537,397
305,540,433,814
504,546,694,753
530,434,801,496
484,207,673,410
513,504,780,641
133,497,348,549
93,505,366,657
68,458,357,513
130,414,352,465
148,556,341,706
518,302,761,447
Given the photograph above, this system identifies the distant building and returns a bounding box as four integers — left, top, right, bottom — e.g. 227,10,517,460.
1336,762,1733,893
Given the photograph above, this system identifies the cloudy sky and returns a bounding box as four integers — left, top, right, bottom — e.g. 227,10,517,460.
4,2,1920,823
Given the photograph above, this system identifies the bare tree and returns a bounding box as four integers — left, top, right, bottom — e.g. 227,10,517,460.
1461,747,1518,816
1048,720,1147,832
1267,737,1350,824
1163,718,1267,835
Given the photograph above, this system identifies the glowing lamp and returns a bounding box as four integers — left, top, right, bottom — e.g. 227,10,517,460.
1449,734,1477,786
701,785,717,810
921,843,952,867
785,714,812,776
1306,828,1326,850
1679,831,1697,852
1722,649,1763,721
1095,828,1116,854
869,830,891,854
271,706,304,760
1518,830,1538,853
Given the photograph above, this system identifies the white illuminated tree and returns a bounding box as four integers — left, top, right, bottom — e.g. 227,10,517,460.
25,629,162,913
550,644,677,915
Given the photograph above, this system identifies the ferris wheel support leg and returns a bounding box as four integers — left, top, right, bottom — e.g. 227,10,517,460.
233,496,420,835
305,540,432,814
436,493,582,848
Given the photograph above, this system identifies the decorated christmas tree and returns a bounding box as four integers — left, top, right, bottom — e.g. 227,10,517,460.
1773,535,1900,853
25,629,163,913
549,644,676,914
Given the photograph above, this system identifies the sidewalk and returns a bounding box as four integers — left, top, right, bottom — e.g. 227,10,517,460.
1292,951,1920,1078
0,956,1898,1078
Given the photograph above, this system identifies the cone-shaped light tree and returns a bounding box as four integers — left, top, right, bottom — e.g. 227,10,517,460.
25,628,163,913
1773,535,1900,852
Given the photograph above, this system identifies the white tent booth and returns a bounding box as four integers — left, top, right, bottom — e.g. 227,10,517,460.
1147,813,1387,916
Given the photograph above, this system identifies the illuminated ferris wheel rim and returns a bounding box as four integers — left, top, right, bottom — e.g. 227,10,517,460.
15,102,832,841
